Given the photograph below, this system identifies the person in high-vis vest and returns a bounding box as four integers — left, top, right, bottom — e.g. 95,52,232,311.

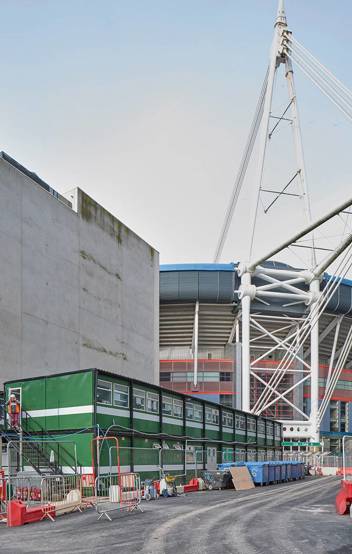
7,394,20,429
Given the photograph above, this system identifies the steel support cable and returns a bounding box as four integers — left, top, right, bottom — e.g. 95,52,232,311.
253,243,352,414
289,41,352,108
213,68,269,263
289,36,352,103
317,326,352,424
287,49,352,120
285,48,352,123
287,46,352,117
286,38,352,110
253,246,352,413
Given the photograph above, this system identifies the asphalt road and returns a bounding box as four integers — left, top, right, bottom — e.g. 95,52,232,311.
1,476,351,554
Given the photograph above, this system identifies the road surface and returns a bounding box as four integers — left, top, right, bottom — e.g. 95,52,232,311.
2,476,351,554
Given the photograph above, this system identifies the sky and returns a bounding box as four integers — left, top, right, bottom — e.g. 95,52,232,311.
0,0,351,265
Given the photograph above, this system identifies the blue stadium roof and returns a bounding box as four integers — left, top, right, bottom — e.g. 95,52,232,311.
159,263,352,315
160,263,236,272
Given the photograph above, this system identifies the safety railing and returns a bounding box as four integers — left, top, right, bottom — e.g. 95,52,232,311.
20,410,78,474
41,474,83,521
94,473,142,521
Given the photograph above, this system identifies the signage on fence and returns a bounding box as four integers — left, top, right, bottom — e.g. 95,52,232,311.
282,441,321,447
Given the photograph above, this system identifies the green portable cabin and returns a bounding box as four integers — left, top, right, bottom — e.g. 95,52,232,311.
3,369,283,477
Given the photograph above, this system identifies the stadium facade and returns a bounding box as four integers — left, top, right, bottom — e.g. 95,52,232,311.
159,263,352,452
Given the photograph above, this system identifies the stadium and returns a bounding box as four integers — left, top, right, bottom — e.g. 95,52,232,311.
159,262,352,452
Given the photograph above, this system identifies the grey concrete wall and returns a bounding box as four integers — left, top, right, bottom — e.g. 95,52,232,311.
0,157,159,385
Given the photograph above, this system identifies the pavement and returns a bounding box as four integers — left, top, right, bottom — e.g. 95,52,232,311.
1,476,351,554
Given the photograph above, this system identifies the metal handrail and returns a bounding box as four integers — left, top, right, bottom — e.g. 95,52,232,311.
21,410,78,474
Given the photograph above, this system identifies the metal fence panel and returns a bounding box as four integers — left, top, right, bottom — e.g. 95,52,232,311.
94,473,142,521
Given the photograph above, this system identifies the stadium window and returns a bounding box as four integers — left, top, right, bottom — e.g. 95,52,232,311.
160,373,171,382
172,373,187,383
133,388,145,411
113,383,129,408
147,391,159,413
220,394,233,407
203,372,220,382
97,379,112,405
220,372,232,382
162,396,173,416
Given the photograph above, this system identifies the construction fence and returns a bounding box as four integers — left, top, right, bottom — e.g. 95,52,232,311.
103,445,281,477
1,471,142,524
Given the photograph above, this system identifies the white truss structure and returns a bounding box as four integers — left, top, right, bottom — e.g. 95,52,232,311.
215,1,352,442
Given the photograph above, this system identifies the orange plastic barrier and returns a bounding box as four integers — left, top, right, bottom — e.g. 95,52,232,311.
183,478,199,493
0,470,6,501
336,467,352,476
336,480,352,515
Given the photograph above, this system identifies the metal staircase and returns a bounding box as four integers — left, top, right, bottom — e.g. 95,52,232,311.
2,409,79,476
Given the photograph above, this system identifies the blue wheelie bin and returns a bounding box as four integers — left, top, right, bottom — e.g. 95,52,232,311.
268,462,276,483
217,462,236,470
245,462,269,486
274,463,281,483
279,461,288,482
291,461,299,480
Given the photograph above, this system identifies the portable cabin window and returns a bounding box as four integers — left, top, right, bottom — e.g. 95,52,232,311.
247,417,256,433
235,414,246,430
275,425,281,438
133,388,145,411
162,396,173,416
113,383,129,408
173,399,183,419
186,402,194,420
205,407,213,423
212,408,219,425
146,392,159,413
193,404,203,422
195,447,204,463
267,421,274,435
97,379,112,405
222,411,233,428
258,420,265,435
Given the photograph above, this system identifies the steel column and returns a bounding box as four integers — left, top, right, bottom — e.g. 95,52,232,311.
309,278,320,441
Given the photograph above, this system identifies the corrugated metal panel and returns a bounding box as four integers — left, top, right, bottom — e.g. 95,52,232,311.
179,271,198,302
160,270,235,304
160,271,179,302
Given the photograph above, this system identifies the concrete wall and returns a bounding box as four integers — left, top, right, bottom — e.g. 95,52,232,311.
0,156,159,385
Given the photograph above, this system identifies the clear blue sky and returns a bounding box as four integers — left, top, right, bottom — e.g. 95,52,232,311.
0,0,351,264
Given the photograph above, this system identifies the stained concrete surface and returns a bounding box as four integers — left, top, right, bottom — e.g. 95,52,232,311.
0,158,159,385
1,477,351,554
